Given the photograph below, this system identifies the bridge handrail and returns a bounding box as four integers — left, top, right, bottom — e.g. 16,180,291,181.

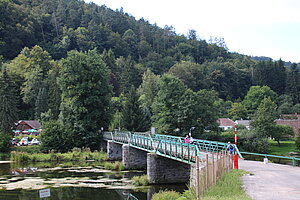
241,151,300,166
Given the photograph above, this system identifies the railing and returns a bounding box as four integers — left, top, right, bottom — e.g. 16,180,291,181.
241,151,300,166
103,131,243,164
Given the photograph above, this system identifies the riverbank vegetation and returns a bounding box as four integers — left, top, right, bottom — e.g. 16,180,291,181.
131,175,148,186
104,161,125,171
152,169,251,200
10,147,107,163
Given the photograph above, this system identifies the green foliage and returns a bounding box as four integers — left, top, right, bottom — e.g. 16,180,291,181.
0,68,19,134
131,175,148,186
40,120,70,153
228,102,248,121
202,169,251,200
251,97,278,137
104,161,124,171
271,125,294,145
0,132,11,153
238,130,269,153
122,86,150,132
59,49,112,150
295,135,300,151
269,140,296,156
178,89,219,135
10,148,107,162
152,74,187,134
152,190,181,200
242,86,277,116
137,69,160,109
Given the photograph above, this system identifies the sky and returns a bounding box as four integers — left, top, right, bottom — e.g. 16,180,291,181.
84,0,300,63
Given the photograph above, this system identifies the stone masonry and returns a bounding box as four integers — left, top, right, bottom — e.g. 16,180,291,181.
147,153,190,184
107,140,122,160
122,144,147,169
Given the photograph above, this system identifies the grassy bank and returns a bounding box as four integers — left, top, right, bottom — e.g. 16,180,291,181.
10,147,107,162
269,140,296,156
152,169,250,200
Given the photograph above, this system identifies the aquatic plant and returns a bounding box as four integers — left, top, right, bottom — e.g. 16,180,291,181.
131,175,148,186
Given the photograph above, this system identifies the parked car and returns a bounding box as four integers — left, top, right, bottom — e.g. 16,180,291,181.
18,137,28,146
29,138,40,145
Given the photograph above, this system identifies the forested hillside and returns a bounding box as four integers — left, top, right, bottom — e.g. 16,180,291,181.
1,0,300,151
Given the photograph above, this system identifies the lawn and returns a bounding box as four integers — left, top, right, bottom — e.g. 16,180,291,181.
269,140,297,156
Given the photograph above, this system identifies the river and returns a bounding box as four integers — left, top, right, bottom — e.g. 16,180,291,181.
0,161,187,200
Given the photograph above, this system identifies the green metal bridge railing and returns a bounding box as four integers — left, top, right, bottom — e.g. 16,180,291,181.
241,151,300,166
103,131,243,164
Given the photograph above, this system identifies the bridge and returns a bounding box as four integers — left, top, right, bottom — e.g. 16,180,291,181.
102,131,241,185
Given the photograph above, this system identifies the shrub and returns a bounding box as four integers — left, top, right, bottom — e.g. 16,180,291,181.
296,135,300,150
238,130,269,153
0,132,11,153
132,175,148,186
152,190,181,200
104,161,124,171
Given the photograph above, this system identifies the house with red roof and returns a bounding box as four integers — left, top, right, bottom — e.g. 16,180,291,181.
217,118,235,130
15,120,41,131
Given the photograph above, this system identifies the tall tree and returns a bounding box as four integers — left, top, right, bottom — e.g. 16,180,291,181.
137,69,160,109
178,89,219,136
0,66,19,134
122,86,150,132
152,74,187,134
242,86,277,116
59,49,112,150
285,63,300,104
251,97,278,137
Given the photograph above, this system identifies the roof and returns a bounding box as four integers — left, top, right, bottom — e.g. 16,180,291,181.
18,120,41,130
217,118,235,127
235,120,251,126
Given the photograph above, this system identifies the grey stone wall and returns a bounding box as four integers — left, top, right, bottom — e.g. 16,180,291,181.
107,140,122,160
122,144,147,169
147,153,190,184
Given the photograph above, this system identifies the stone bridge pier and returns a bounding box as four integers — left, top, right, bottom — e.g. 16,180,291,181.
107,140,192,185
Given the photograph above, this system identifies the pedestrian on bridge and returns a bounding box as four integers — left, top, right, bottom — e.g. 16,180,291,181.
184,135,190,143
227,142,234,155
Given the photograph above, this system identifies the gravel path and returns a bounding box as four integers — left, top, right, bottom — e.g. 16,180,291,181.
239,159,300,200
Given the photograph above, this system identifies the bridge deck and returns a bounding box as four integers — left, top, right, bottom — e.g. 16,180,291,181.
103,132,241,164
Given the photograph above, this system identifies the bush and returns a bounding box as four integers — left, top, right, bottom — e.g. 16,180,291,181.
104,161,124,171
40,120,71,153
238,130,269,153
152,190,181,200
132,175,148,186
0,132,11,153
296,136,300,150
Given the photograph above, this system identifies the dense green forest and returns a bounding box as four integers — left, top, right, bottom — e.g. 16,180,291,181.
1,0,300,152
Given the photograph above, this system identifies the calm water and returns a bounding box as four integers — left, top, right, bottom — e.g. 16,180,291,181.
0,162,187,200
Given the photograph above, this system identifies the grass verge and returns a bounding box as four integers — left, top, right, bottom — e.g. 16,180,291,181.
152,169,251,200
269,140,296,156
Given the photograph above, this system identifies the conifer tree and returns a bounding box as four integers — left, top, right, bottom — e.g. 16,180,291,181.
0,66,19,134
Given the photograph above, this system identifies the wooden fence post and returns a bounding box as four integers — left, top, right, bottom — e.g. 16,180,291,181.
212,152,215,185
206,154,209,190
196,156,200,200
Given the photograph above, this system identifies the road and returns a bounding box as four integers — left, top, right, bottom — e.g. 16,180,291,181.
239,159,300,200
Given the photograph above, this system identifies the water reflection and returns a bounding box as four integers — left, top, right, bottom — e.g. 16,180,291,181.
0,162,187,200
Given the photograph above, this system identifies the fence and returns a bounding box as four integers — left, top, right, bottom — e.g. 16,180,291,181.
195,151,233,200
241,151,300,166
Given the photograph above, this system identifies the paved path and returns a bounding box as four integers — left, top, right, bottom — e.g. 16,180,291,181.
239,159,300,200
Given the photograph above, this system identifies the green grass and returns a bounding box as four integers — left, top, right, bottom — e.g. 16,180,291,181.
152,170,251,200
269,140,296,156
131,175,148,186
10,148,107,162
201,169,251,200
104,161,125,171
